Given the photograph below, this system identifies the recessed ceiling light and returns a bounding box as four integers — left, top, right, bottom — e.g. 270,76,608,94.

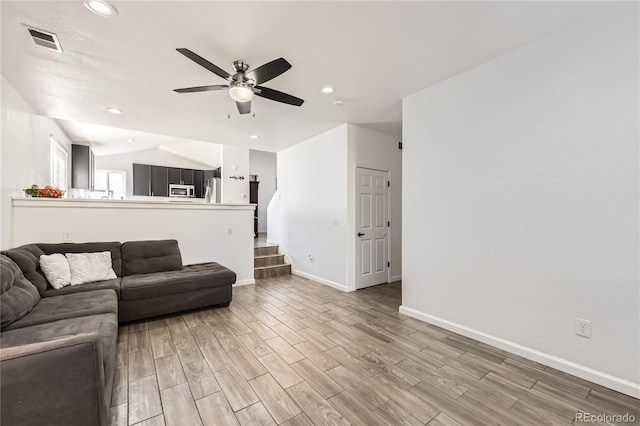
127,138,134,143
321,86,334,94
106,107,123,114
250,135,259,140
333,99,344,106
82,0,118,17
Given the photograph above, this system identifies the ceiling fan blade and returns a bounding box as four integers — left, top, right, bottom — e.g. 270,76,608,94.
246,58,291,85
236,101,251,115
176,48,231,80
254,86,304,106
174,85,229,93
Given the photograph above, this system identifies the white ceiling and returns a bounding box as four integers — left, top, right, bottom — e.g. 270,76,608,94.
1,1,609,153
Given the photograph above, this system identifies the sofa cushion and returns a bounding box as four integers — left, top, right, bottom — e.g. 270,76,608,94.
1,255,41,330
2,245,49,294
38,242,123,277
42,278,121,298
0,313,118,382
120,262,235,301
4,289,118,331
121,239,183,276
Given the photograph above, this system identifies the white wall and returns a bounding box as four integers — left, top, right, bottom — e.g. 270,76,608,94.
12,199,255,285
268,125,349,290
0,76,72,249
95,148,212,199
221,145,250,204
401,4,639,397
250,150,277,233
347,125,402,285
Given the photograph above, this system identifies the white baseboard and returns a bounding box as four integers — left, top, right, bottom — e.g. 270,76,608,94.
391,275,402,282
234,279,255,286
292,269,353,293
398,306,640,399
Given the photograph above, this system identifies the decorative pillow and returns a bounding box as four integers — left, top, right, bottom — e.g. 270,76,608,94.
39,254,71,289
66,252,117,286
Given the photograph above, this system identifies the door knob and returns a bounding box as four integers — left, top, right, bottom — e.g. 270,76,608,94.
357,232,365,237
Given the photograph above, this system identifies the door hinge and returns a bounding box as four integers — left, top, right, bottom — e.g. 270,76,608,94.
387,181,390,187
398,141,403,150
387,261,390,267
387,221,390,227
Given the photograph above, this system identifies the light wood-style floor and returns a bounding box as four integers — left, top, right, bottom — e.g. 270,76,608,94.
110,275,639,426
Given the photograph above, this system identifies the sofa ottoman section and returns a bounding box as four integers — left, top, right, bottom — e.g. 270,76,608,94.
118,240,236,322
119,284,232,323
119,262,235,322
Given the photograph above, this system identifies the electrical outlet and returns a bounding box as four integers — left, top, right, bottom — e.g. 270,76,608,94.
227,228,232,235
63,231,73,242
575,318,592,338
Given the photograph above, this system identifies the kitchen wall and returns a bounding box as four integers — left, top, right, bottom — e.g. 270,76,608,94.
221,145,250,204
95,148,212,200
249,150,277,233
402,4,639,397
0,76,72,249
268,125,349,290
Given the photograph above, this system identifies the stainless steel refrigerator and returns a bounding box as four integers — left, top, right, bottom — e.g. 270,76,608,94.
204,177,221,203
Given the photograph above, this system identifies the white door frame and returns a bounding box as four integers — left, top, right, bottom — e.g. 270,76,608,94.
354,165,391,289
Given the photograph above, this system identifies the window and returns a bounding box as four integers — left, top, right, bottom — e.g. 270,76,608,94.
50,138,68,190
94,170,126,199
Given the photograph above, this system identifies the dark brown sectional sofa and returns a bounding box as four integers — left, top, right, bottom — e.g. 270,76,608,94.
0,239,236,426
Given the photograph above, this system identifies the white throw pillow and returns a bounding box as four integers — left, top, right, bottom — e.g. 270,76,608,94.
39,253,71,289
66,251,117,286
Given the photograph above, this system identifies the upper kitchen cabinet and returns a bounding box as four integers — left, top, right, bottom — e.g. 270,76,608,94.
133,163,151,196
168,167,195,185
71,144,95,190
133,164,169,196
151,166,169,197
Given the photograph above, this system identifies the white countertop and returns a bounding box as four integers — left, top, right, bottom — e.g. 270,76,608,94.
12,197,255,210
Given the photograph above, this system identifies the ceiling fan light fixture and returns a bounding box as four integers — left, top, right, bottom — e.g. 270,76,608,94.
106,106,123,114
82,0,118,17
229,85,254,103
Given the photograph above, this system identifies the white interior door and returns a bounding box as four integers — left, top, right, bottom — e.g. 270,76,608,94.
356,167,389,289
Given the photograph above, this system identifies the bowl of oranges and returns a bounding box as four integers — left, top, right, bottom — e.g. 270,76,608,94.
24,184,65,198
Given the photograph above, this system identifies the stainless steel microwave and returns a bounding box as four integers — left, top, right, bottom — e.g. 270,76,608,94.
169,184,195,198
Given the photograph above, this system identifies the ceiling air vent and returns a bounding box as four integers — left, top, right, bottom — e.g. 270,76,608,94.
26,26,63,53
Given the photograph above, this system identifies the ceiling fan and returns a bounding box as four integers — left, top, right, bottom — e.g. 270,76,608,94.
173,48,304,115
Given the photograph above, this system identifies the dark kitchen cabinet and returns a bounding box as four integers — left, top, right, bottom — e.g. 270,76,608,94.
168,167,181,185
168,167,195,185
134,163,213,198
133,163,151,196
194,169,204,198
250,181,259,238
151,166,169,197
182,169,195,185
71,144,95,190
